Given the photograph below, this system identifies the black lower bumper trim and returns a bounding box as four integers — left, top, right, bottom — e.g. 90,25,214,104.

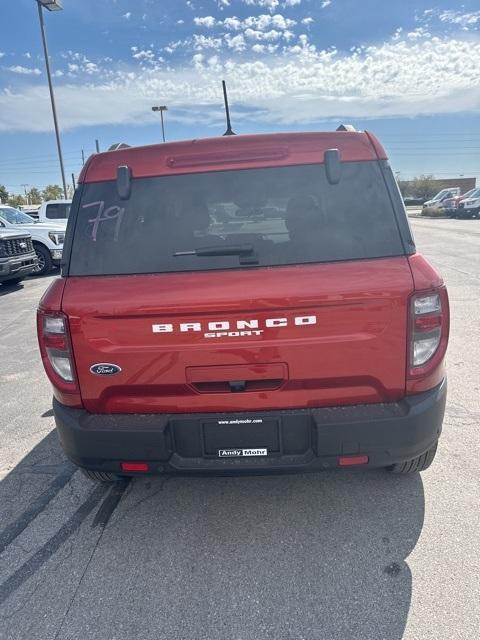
53,379,446,476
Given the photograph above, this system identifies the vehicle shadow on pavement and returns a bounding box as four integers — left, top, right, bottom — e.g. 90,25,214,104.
0,431,75,558
69,470,424,640
0,271,57,297
0,437,424,640
0,282,25,297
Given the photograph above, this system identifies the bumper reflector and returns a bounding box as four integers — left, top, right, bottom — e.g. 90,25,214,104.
338,455,369,466
120,462,149,472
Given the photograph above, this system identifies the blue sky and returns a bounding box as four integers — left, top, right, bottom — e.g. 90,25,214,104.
1,0,479,194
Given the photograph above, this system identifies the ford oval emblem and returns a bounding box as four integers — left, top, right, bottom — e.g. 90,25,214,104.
90,363,122,376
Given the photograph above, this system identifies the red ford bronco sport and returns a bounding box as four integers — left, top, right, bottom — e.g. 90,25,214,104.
37,129,448,482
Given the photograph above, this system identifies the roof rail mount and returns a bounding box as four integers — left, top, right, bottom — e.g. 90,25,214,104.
336,124,356,132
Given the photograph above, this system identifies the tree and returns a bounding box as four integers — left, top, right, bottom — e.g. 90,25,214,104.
42,184,64,201
26,187,42,204
8,194,26,208
0,184,8,204
398,175,438,201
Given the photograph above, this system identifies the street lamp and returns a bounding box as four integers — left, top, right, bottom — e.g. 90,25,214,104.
36,0,68,199
152,105,168,142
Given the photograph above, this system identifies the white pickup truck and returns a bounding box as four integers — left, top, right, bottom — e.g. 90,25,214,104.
0,205,65,276
27,199,71,224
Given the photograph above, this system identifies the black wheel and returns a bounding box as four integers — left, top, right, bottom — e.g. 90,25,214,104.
1,277,25,286
388,442,438,474
80,468,120,483
32,244,52,276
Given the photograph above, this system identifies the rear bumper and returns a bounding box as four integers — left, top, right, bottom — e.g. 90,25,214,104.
53,379,446,476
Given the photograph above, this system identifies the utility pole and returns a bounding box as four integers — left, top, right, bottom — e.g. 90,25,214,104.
81,148,85,165
95,139,100,153
36,0,68,200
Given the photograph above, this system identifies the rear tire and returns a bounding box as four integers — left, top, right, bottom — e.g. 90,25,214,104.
80,468,120,483
388,442,438,474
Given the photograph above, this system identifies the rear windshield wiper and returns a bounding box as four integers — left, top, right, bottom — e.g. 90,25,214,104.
173,244,254,258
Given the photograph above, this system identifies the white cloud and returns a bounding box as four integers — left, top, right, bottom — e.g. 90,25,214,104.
245,14,296,30
406,28,429,40
224,17,242,30
193,35,223,50
132,49,156,61
24,52,31,59
193,16,217,28
302,18,314,25
123,12,132,20
225,34,247,51
6,65,41,75
252,43,279,53
221,14,296,44
321,0,331,8
243,0,279,13
192,53,204,69
438,10,480,29
177,19,185,24
1,33,479,133
85,62,100,74
217,0,231,6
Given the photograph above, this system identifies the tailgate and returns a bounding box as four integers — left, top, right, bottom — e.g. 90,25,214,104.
62,258,414,413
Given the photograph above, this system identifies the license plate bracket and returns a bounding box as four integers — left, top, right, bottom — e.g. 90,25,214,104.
202,418,280,457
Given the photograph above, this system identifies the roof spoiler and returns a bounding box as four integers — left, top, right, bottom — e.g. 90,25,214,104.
336,124,356,132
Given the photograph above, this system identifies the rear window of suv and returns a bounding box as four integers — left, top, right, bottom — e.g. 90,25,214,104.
69,160,404,276
46,203,71,220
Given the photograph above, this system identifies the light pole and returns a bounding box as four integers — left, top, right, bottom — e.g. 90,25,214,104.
152,105,168,142
36,0,68,199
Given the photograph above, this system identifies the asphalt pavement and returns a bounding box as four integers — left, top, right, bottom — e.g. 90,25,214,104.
0,218,479,640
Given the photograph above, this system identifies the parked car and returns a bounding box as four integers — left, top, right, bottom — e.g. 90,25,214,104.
403,196,424,207
38,129,449,483
442,188,477,216
456,188,480,218
28,199,71,224
20,204,41,217
423,188,461,209
0,228,37,285
0,206,65,276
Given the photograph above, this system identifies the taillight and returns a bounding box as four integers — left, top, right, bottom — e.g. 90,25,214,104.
412,293,442,366
37,310,79,397
408,287,449,390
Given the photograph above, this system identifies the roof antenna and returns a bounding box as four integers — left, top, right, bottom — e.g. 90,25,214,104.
222,80,235,136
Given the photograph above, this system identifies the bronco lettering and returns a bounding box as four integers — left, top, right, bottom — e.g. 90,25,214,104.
152,316,317,336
